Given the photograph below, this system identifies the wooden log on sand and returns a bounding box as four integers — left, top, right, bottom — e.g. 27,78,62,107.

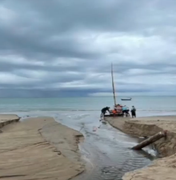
132,131,167,150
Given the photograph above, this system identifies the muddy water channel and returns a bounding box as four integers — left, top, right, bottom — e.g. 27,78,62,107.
54,111,157,180
20,111,157,180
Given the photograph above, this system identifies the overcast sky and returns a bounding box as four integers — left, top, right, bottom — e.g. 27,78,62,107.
0,0,176,97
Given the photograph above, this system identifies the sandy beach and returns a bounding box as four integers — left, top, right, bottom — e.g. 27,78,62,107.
0,115,84,180
107,116,176,180
1,113,176,180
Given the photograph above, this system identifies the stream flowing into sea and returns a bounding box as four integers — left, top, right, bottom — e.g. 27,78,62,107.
1,96,176,179
19,111,157,180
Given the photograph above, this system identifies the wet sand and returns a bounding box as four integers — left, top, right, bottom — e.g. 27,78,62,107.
106,116,176,180
0,115,84,180
0,113,159,180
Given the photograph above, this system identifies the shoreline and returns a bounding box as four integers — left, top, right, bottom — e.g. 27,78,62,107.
0,115,85,180
1,113,176,180
106,116,176,180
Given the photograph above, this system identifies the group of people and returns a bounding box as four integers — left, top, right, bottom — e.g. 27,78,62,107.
100,105,136,119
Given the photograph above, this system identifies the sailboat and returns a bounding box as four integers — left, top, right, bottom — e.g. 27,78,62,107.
104,63,123,117
111,63,117,107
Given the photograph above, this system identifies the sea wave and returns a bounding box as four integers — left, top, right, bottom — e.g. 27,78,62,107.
1,108,176,113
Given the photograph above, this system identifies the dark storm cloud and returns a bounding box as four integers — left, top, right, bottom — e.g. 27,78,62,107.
0,0,176,97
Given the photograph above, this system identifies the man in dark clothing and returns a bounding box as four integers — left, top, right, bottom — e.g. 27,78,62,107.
131,106,136,118
100,107,110,120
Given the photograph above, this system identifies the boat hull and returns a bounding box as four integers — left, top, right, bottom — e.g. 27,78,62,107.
121,99,132,101
104,114,123,117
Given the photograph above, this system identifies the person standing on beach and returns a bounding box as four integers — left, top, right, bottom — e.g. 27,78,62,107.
131,106,136,118
122,105,130,117
100,107,110,120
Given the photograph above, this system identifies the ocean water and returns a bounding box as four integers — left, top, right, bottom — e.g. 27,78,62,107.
0,96,169,179
0,96,176,117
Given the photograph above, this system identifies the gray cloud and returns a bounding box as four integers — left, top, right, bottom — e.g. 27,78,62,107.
0,0,176,97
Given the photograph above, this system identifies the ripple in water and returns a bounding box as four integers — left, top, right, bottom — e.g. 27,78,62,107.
54,112,156,180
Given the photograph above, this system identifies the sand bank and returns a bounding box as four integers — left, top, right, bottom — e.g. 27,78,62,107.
0,116,84,180
107,116,176,180
0,114,20,128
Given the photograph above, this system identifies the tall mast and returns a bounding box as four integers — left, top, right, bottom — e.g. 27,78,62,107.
111,63,117,106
